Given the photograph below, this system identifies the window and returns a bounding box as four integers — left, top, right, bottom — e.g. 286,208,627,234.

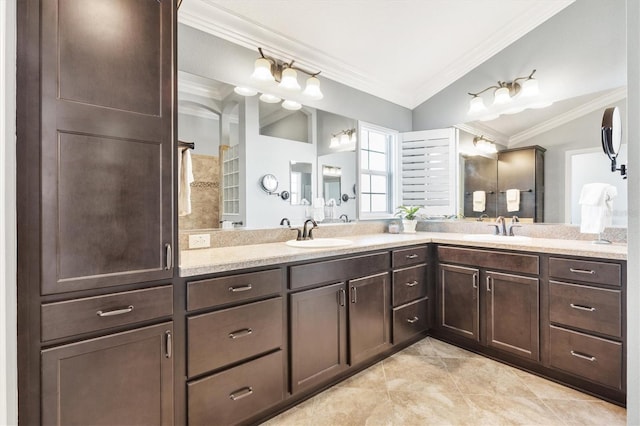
358,123,398,218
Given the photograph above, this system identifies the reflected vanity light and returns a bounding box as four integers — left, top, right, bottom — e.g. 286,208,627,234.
330,128,357,149
282,100,302,110
323,165,342,176
473,135,497,154
236,47,324,111
467,69,552,121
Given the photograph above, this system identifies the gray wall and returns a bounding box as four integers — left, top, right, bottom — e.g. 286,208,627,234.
412,0,626,131
178,113,220,157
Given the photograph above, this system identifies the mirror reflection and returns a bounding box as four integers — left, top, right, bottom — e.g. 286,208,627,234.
289,162,312,205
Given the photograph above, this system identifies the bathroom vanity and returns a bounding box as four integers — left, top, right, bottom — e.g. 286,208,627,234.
178,233,626,424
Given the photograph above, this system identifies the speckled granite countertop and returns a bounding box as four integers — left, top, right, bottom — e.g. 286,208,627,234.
179,232,627,277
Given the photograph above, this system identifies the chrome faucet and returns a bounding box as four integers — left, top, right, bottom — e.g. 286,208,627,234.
302,219,318,240
508,215,521,236
489,216,507,236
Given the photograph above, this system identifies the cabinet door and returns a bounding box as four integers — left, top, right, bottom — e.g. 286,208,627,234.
40,0,174,294
349,272,391,365
438,264,480,341
290,283,347,393
485,271,539,360
42,322,174,426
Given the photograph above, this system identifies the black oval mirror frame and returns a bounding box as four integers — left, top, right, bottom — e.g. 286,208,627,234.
601,106,622,160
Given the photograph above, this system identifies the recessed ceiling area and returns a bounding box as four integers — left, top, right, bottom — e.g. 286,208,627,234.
179,0,574,109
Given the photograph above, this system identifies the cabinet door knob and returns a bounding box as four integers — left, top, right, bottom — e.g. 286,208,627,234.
228,328,253,339
229,387,253,401
96,305,134,317
570,303,596,312
229,284,253,293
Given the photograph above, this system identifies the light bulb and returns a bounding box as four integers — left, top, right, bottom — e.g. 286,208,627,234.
251,57,274,82
259,93,281,103
279,68,301,91
330,136,339,148
282,100,302,110
233,86,258,96
521,78,539,97
493,86,511,105
350,131,357,144
339,133,349,145
468,96,487,115
302,76,323,100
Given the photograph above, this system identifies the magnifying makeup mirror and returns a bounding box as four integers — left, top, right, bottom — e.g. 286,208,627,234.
601,106,627,178
260,174,290,200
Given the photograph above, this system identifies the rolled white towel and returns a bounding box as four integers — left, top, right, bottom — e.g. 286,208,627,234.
178,148,194,216
506,189,520,212
472,191,486,212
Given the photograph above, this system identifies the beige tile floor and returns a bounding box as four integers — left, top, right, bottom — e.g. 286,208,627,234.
263,337,626,426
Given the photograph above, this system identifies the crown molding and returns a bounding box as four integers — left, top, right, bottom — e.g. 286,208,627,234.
455,122,509,146
508,87,627,146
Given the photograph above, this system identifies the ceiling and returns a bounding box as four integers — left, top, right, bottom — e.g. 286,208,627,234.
178,0,574,110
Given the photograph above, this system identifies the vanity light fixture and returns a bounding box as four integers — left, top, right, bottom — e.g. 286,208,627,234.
330,128,357,148
467,69,551,121
473,135,498,154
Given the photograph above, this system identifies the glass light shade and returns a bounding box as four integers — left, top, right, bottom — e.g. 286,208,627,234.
233,86,258,96
259,93,281,103
493,86,511,105
329,136,339,148
350,132,357,144
282,100,302,110
521,78,539,97
302,76,323,100
279,68,301,91
251,57,275,81
468,96,487,115
339,133,350,145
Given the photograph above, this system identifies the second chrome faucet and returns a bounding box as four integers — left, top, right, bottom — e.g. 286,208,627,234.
489,216,521,236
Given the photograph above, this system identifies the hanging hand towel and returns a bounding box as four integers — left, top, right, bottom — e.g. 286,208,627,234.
472,191,486,212
579,183,617,233
178,148,194,216
506,189,520,212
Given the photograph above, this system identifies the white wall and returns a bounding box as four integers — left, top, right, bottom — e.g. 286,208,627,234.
626,1,639,423
0,0,18,424
178,112,220,157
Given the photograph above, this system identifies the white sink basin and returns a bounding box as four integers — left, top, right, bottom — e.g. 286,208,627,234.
285,238,353,248
462,234,533,244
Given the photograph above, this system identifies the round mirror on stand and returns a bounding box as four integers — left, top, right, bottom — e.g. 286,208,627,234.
601,107,627,178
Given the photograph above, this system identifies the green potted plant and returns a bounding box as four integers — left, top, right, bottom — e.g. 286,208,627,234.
395,205,421,233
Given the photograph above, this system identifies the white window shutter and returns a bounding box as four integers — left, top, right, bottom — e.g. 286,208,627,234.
400,128,458,216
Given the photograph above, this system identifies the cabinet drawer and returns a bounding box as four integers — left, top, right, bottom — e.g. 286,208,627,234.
188,297,282,378
438,246,539,275
393,297,429,344
290,252,389,290
41,285,172,341
187,269,282,311
549,281,621,338
549,326,622,389
393,264,427,306
188,351,284,426
549,258,621,287
392,245,428,268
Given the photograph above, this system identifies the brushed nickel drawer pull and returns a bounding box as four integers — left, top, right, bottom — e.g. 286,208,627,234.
406,316,419,324
228,328,253,339
165,331,172,359
570,303,596,312
406,254,419,259
351,286,357,304
569,268,596,275
229,386,253,401
164,243,172,270
229,284,252,292
472,273,478,289
570,350,596,362
96,305,134,317
486,276,492,292
338,288,346,307
405,280,419,287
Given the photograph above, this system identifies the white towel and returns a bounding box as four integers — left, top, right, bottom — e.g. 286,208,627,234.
579,183,617,234
506,189,520,212
472,191,486,212
178,148,194,216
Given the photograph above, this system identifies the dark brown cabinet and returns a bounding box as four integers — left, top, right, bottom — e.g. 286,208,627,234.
41,322,174,426
497,146,545,221
438,264,480,341
348,273,391,365
485,271,539,360
463,156,498,219
437,246,540,360
290,282,347,393
39,0,174,294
